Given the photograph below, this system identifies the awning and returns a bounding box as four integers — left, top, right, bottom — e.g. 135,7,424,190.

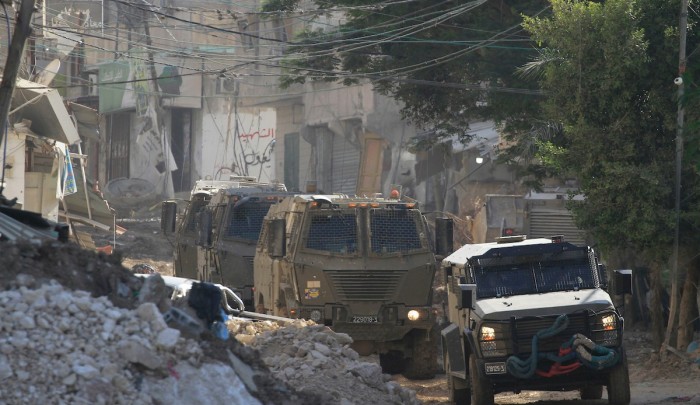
67,102,101,141
9,78,80,145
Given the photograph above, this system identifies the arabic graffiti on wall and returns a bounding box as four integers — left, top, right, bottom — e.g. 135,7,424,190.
237,128,275,171
204,108,277,183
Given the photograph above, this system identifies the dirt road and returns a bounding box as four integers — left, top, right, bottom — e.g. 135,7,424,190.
393,328,700,405
395,376,699,404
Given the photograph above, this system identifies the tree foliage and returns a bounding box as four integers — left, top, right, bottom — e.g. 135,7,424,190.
262,0,549,150
522,0,700,257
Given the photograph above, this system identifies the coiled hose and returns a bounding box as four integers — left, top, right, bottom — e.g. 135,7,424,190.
506,315,620,379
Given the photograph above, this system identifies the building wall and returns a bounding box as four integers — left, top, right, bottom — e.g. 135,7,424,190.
127,110,175,198
199,102,277,183
0,132,26,204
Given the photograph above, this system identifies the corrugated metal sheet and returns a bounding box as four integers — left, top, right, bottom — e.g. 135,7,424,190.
0,211,56,242
527,209,586,246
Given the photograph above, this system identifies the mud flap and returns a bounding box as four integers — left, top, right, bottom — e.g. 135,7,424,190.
442,323,467,380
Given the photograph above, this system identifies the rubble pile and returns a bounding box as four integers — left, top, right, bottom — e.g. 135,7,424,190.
0,281,261,404
0,240,423,405
231,319,422,405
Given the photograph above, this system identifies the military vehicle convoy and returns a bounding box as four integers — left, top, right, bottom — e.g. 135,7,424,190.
161,176,289,310
254,193,453,379
163,181,454,378
441,235,632,405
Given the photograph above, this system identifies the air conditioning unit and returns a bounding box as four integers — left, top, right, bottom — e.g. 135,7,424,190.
216,77,237,94
87,74,98,96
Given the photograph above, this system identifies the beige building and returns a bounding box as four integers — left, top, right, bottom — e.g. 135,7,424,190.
4,0,533,225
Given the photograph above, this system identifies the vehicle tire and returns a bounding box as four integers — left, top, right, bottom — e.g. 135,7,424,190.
606,352,630,405
579,385,603,400
403,329,439,380
469,355,494,405
445,352,469,404
379,351,405,375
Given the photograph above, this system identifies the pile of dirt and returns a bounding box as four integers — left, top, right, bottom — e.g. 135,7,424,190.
73,218,175,274
0,238,421,405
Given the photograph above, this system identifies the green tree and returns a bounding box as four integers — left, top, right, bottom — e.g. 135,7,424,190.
523,0,700,348
262,0,549,149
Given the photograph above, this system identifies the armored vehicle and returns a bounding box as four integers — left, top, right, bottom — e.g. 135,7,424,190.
441,235,632,405
162,176,288,309
254,193,453,379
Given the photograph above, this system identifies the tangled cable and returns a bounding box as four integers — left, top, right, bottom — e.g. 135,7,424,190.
506,315,619,379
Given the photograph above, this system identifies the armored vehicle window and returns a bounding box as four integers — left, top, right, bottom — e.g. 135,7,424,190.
474,250,597,298
226,202,272,241
185,198,209,233
305,211,358,254
534,256,597,293
369,209,422,254
474,265,537,298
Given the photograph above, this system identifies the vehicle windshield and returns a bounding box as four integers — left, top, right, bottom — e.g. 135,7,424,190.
225,202,273,241
474,250,597,299
369,209,424,254
304,211,358,254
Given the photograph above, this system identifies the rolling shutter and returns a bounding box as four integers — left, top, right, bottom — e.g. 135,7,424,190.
331,133,360,195
527,209,586,246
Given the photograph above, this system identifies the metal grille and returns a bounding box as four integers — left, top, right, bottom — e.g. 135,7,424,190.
327,270,403,300
475,250,596,298
369,209,422,254
226,203,272,241
305,212,358,253
533,258,597,292
513,313,589,354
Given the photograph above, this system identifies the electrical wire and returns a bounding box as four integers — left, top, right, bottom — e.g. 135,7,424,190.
0,2,546,100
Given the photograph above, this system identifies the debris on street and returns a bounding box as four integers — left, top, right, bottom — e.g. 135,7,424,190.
0,239,421,404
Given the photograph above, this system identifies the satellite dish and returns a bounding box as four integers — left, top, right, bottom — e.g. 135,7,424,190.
34,59,61,86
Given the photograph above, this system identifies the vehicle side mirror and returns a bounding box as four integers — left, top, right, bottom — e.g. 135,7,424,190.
457,284,476,310
613,269,633,296
598,263,608,291
161,201,177,234
269,218,286,258
435,217,454,258
197,209,213,247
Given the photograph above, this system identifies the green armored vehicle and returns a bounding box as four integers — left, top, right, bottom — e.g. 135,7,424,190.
162,175,288,310
254,193,453,379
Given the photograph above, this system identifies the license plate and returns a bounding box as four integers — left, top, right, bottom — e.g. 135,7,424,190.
484,362,506,375
351,315,378,323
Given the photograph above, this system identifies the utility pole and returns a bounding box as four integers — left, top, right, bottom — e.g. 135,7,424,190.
662,0,688,356
0,0,36,149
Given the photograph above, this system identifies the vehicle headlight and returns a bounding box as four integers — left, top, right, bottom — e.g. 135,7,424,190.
481,326,496,341
592,312,619,346
601,314,616,330
478,323,508,358
407,310,420,321
309,310,322,322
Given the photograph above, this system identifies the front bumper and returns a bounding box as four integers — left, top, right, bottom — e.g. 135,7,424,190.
299,304,435,342
475,347,625,394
